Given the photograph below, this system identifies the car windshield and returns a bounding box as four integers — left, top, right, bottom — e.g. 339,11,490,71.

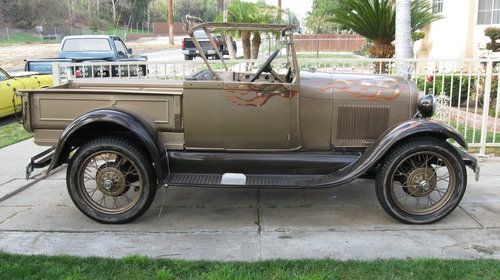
114,39,128,54
0,69,9,81
62,38,112,52
193,30,208,40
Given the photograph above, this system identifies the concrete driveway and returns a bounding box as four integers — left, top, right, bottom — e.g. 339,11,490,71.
0,149,499,261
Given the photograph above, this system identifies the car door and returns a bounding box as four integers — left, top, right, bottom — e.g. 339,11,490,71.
0,69,23,118
113,38,129,59
222,81,294,150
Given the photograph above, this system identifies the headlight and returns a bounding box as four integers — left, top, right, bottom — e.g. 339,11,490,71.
417,95,435,118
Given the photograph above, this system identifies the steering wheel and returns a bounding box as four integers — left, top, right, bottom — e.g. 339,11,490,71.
250,49,281,82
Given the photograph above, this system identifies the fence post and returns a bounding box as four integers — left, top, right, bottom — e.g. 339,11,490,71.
479,59,493,155
52,63,61,86
316,39,320,63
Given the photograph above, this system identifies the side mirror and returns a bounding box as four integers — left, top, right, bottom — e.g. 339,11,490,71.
128,48,133,54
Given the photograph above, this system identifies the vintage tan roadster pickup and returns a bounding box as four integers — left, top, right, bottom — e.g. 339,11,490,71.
21,17,479,224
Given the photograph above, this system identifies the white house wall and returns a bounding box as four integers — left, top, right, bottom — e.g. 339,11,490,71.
416,0,500,59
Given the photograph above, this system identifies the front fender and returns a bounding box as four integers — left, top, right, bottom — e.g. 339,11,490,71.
302,119,473,187
351,119,469,174
48,108,169,186
374,119,468,150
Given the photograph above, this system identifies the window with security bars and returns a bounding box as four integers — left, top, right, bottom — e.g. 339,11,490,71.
478,0,500,25
432,0,443,14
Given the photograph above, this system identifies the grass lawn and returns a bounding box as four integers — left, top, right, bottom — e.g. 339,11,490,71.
0,122,32,149
448,120,500,144
0,253,499,280
296,53,356,59
0,33,44,45
0,27,148,46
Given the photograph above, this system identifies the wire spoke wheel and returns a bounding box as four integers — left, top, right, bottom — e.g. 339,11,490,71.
376,138,466,224
67,137,157,224
78,151,143,215
390,151,455,215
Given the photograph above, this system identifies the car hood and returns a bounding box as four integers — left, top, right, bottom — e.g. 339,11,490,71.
10,71,41,78
300,70,411,102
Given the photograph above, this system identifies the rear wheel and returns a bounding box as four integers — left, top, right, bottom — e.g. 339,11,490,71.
376,138,467,224
184,54,193,60
67,137,156,224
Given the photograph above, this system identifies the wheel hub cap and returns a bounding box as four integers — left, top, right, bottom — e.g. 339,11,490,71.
96,166,127,196
406,167,437,197
103,179,114,190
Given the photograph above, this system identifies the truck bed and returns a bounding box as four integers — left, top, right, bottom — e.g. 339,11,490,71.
21,79,184,147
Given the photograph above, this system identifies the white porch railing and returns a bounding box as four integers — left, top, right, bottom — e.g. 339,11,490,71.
52,58,500,154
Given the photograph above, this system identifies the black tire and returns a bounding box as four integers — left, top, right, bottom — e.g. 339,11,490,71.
67,137,157,224
375,137,467,224
184,54,193,60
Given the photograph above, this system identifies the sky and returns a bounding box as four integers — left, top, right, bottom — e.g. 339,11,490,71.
246,0,314,23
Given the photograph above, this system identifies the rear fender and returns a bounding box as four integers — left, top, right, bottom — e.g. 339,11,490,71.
48,108,169,186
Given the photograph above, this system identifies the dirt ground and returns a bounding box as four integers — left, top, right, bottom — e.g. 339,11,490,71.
0,37,179,72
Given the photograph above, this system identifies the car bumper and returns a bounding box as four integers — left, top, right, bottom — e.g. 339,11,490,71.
456,147,480,181
182,50,216,55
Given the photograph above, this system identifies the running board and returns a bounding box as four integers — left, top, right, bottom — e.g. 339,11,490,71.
166,173,332,188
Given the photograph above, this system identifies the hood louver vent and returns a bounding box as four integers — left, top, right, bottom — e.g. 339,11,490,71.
337,105,390,141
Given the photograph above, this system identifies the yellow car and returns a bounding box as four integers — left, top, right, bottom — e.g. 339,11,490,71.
0,67,53,118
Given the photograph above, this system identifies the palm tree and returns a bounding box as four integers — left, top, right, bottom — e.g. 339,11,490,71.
225,0,277,60
396,0,413,58
227,0,258,59
331,0,441,58
395,0,412,76
250,2,276,59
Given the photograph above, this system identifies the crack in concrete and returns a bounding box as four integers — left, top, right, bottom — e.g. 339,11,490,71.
0,224,493,234
0,166,65,203
0,178,16,187
440,242,460,258
0,207,32,225
256,188,262,259
459,205,485,229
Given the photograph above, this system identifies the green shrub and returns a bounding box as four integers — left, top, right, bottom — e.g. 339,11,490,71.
485,26,500,52
478,74,498,117
416,75,476,106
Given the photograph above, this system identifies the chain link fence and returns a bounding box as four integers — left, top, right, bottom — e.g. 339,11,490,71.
0,23,153,44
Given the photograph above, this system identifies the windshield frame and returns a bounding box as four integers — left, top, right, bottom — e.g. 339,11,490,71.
182,16,299,83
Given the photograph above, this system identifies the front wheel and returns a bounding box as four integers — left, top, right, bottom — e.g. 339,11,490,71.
376,138,467,224
67,137,157,224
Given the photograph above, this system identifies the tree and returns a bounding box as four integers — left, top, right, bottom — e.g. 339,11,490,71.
226,0,258,59
330,0,441,58
217,0,225,13
250,1,276,59
128,0,150,22
167,0,174,45
110,0,121,23
224,0,277,60
174,0,218,22
305,0,340,34
395,0,412,76
277,0,282,21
